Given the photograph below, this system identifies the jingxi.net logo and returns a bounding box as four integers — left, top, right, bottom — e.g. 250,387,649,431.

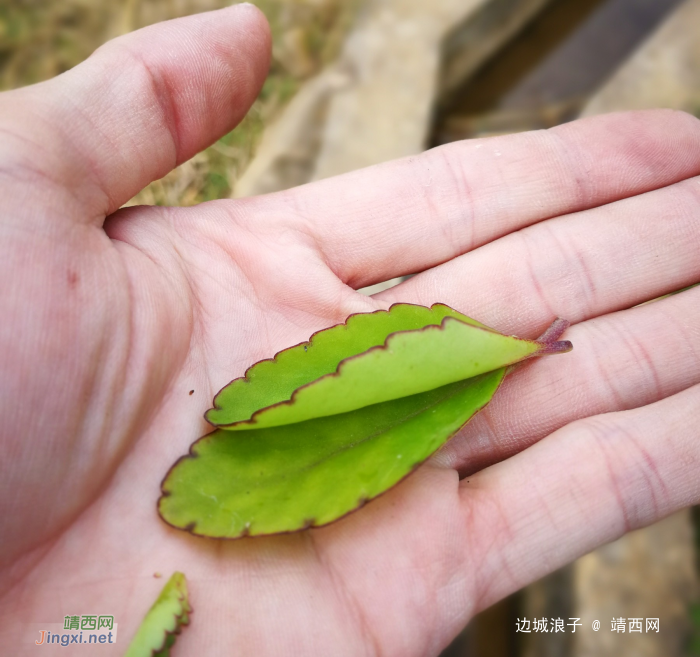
34,615,118,647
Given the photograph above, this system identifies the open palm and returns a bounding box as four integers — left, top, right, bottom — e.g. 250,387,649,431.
2,6,700,655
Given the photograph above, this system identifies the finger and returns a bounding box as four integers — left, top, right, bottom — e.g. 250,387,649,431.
269,110,700,288
378,174,700,334
460,382,700,612
434,285,700,475
0,4,270,221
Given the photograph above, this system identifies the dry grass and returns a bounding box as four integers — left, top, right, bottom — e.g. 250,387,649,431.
0,0,360,205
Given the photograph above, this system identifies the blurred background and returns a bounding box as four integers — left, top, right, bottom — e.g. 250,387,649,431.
2,0,699,654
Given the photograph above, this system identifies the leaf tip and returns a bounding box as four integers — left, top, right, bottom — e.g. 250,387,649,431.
536,339,573,355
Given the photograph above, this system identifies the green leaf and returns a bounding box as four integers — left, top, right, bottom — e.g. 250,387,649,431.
205,303,487,427
215,315,544,431
160,304,571,538
124,572,191,657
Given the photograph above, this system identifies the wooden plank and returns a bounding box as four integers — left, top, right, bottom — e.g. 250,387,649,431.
581,0,700,116
438,0,554,104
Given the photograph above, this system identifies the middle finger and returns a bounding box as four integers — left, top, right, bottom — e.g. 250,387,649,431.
435,285,700,476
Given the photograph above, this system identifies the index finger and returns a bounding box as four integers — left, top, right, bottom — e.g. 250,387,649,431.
0,4,270,222
265,110,700,288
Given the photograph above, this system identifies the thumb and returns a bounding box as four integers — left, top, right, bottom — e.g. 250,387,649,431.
0,3,271,222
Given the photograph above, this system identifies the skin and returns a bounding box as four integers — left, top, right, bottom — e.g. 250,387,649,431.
1,4,700,655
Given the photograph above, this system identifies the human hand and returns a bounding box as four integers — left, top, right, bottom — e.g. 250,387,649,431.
1,5,699,655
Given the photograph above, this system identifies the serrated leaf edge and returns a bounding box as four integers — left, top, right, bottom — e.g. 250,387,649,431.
205,302,493,426
126,573,192,657
150,595,190,657
209,309,554,430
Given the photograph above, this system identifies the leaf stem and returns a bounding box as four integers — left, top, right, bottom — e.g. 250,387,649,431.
535,317,570,344
505,318,572,376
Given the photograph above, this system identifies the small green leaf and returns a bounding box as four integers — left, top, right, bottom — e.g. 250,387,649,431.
159,304,571,538
125,572,191,657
